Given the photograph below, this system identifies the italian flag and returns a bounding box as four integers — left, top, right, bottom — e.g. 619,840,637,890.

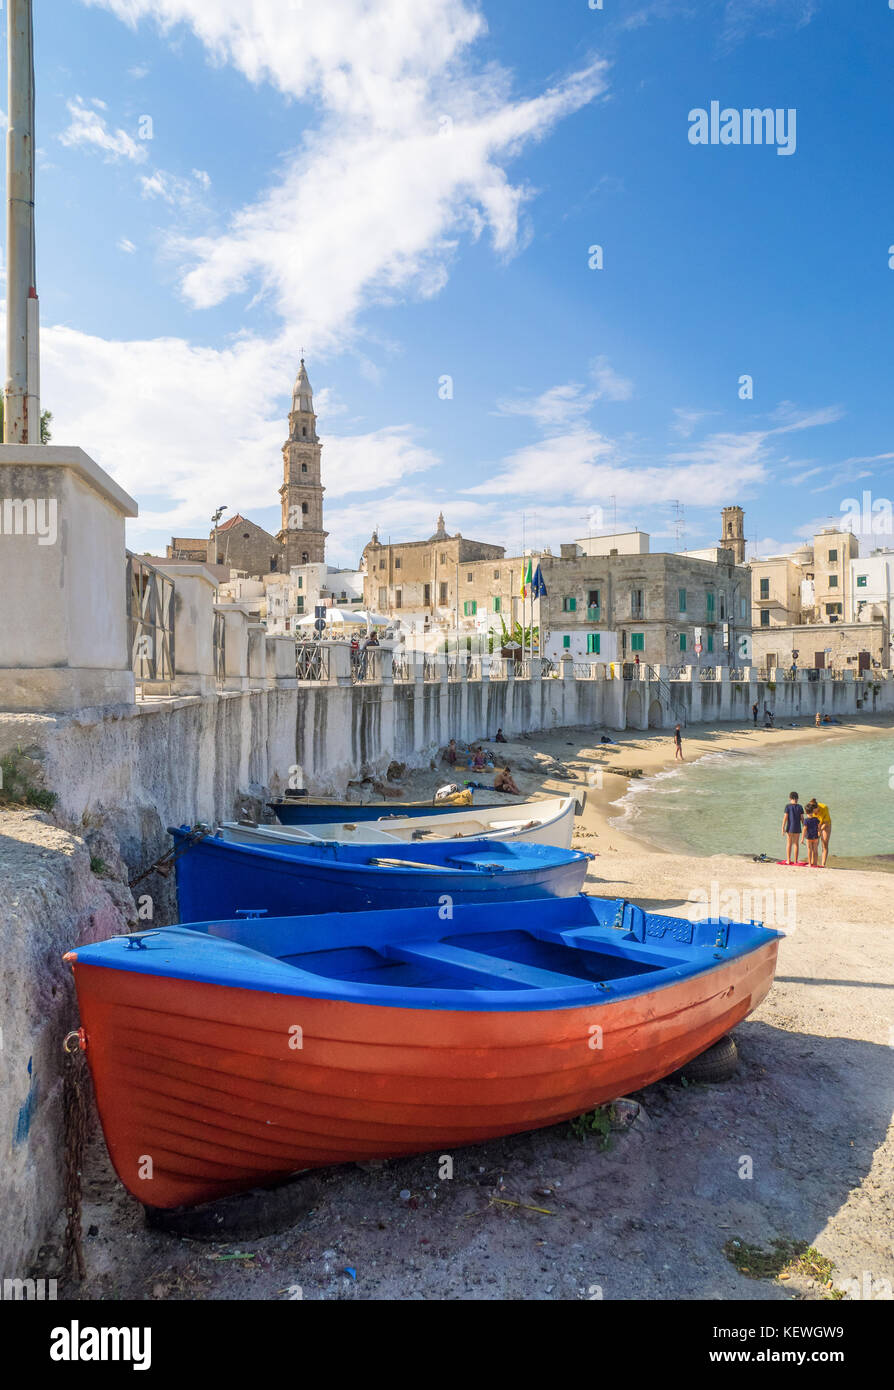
520,558,532,598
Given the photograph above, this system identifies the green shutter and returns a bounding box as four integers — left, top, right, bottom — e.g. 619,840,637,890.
492,596,501,612
631,633,644,652
706,591,715,614
707,632,714,653
678,588,686,612
679,633,687,651
563,635,571,649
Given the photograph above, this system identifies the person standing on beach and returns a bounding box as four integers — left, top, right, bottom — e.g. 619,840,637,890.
801,808,821,867
673,724,683,761
805,798,832,867
782,792,805,864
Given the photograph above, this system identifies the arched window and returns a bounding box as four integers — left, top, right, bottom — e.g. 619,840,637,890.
301,463,307,473
302,426,307,437
301,551,309,564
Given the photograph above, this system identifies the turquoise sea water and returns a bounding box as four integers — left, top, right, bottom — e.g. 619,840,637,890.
611,733,894,860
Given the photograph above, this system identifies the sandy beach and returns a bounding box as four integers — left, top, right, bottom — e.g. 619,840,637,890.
59,714,894,1302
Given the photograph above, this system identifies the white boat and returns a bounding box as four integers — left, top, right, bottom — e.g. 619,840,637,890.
219,793,583,852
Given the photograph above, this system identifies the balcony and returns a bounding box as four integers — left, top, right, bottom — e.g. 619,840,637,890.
587,605,601,622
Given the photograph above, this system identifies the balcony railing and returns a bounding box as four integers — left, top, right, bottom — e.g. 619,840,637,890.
587,606,601,622
296,641,330,681
126,551,175,692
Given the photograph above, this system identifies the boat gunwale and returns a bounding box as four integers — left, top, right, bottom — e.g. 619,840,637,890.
67,915,781,1015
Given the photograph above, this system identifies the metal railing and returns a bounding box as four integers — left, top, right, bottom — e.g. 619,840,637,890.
126,551,175,691
296,641,330,681
423,655,441,682
699,666,718,681
353,649,381,684
392,652,411,682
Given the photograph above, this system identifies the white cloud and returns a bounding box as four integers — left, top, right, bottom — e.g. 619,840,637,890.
467,406,842,524
720,0,818,48
497,359,633,429
590,355,633,402
59,96,147,162
671,407,717,438
139,167,210,210
496,383,596,430
324,427,440,500
85,0,608,353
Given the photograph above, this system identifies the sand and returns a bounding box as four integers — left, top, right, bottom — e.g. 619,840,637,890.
55,714,894,1302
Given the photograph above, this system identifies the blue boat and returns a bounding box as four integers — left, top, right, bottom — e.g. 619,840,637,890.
269,797,505,826
66,894,781,1209
169,826,590,922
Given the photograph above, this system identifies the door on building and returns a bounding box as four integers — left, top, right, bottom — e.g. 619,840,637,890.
814,651,825,670
858,650,871,673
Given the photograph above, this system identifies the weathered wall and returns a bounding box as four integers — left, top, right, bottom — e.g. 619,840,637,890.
0,811,134,1275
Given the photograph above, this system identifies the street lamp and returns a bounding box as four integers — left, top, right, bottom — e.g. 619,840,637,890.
211,505,228,567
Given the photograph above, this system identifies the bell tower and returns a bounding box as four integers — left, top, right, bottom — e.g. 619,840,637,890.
278,359,328,567
720,505,745,565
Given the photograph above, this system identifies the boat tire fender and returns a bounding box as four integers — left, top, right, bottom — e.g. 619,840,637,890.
143,1173,321,1242
677,1033,739,1085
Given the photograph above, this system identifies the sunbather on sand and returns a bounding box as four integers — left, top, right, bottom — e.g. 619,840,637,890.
494,764,520,795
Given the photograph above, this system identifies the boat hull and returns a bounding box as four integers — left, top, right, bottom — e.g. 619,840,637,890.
70,940,778,1210
173,832,588,922
222,795,577,851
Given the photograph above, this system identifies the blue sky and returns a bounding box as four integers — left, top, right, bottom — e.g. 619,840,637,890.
5,0,893,566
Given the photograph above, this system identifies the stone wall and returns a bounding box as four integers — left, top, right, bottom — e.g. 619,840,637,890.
0,811,134,1274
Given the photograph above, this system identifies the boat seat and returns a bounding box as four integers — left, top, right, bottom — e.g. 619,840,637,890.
383,940,590,990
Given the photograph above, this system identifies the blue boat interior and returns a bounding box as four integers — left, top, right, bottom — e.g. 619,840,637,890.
73,894,781,1012
171,826,585,873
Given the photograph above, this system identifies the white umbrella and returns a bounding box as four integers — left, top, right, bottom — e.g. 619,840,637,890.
353,610,390,627
296,606,367,628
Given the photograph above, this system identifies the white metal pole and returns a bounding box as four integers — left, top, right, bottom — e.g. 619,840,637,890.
5,0,38,444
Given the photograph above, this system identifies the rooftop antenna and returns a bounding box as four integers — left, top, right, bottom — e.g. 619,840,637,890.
670,500,685,550
4,0,40,443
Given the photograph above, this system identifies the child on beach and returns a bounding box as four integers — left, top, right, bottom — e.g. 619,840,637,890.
782,791,805,863
805,798,832,867
673,724,683,761
801,808,821,866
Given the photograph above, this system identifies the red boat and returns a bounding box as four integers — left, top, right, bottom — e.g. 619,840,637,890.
65,895,780,1210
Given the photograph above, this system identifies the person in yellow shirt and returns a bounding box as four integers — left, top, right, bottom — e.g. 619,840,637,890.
805,799,831,866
